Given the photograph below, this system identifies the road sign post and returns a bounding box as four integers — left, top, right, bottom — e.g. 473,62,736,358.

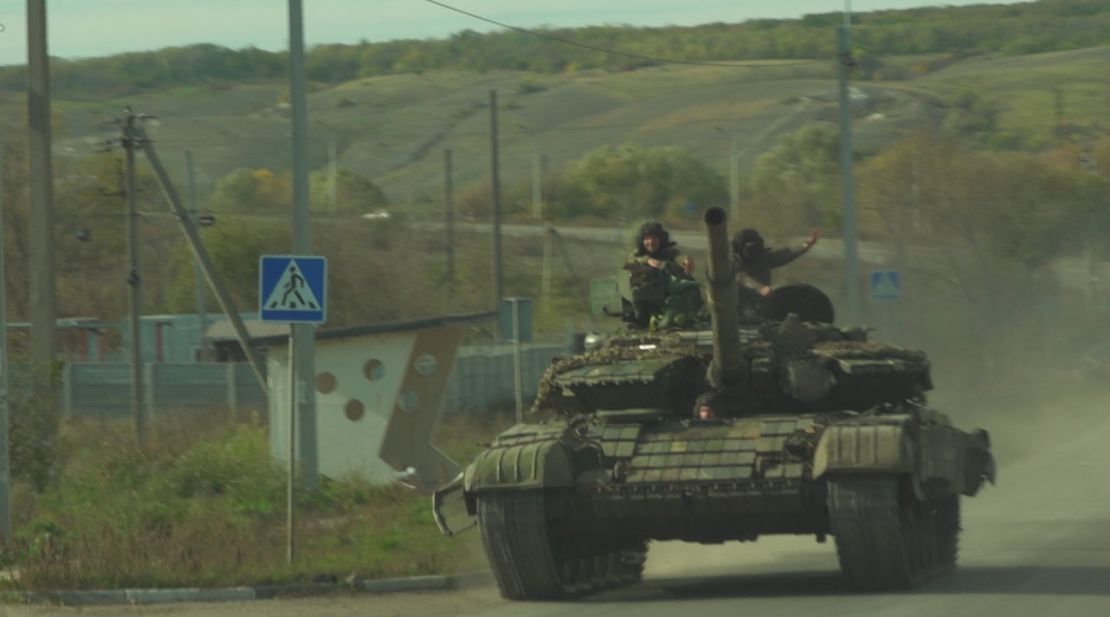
260,256,327,324
260,254,326,564
868,270,901,301
869,270,902,338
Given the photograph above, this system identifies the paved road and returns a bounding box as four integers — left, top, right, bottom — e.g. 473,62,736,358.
20,391,1110,616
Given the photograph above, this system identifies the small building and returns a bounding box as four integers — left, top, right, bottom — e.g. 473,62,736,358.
259,311,491,490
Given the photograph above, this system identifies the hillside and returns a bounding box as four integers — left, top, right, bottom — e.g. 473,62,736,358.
22,43,1102,217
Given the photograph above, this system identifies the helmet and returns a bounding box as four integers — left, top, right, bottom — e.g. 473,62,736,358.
635,221,675,255
732,228,764,261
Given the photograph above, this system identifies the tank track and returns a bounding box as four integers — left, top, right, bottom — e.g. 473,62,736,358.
477,491,648,600
827,475,960,590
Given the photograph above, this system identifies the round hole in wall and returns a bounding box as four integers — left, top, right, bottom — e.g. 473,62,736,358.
315,372,337,394
364,359,385,381
344,399,365,422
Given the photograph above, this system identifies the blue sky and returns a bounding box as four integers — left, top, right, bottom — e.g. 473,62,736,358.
0,0,1026,66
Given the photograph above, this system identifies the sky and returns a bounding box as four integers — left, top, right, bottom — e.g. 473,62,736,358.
0,0,1028,67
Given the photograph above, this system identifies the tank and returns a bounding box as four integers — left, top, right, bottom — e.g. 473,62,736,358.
432,206,995,599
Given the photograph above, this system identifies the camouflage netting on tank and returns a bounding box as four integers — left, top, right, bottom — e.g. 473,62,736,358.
529,332,929,417
530,332,708,416
811,341,929,362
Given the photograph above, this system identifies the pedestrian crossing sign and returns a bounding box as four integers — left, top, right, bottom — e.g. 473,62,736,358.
259,255,327,323
869,270,901,300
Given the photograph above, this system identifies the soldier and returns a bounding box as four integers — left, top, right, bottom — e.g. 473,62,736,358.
625,221,693,278
623,222,701,330
732,227,820,318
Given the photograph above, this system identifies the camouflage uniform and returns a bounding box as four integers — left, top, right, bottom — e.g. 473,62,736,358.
731,228,811,321
623,222,705,330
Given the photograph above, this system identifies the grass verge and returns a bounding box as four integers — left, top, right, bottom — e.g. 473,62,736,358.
0,412,504,591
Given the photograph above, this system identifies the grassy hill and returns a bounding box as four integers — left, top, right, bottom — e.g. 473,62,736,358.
0,36,1101,219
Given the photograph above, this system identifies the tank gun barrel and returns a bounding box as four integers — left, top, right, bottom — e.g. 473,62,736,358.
703,206,743,389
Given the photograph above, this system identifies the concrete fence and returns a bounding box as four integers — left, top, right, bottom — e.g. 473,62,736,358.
61,362,266,415
13,343,568,416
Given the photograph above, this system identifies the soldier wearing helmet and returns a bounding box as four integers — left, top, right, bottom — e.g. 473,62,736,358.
627,221,693,278
732,227,820,317
623,221,701,330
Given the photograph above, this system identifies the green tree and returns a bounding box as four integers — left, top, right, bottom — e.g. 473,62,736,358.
568,144,727,221
166,218,291,314
746,125,841,235
208,168,292,213
308,169,389,214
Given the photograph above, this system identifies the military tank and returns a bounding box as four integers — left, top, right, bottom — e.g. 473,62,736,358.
433,206,995,599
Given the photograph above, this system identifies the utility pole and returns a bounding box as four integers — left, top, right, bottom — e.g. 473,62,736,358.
1080,144,1101,311
0,152,12,541
444,148,455,291
27,0,57,407
288,0,319,493
327,133,338,213
518,124,542,219
122,108,146,447
136,125,267,389
489,90,504,309
836,17,862,324
542,228,553,311
185,150,209,360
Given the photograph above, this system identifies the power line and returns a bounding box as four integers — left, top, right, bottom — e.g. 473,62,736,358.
423,0,818,70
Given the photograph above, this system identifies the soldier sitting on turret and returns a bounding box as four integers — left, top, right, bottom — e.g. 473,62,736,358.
731,227,819,320
623,221,703,330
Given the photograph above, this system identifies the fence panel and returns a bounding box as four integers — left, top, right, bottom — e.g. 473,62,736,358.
69,363,131,415
150,364,230,410
47,343,568,417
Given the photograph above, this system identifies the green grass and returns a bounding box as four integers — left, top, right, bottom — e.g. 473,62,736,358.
1,413,496,590
30,44,1106,221
884,46,1110,145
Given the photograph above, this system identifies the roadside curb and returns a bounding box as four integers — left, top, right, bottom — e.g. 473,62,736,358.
18,572,494,606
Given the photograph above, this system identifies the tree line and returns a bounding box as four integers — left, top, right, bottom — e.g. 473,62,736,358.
0,0,1106,99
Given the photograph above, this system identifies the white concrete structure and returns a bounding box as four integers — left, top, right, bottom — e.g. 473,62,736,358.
265,313,488,489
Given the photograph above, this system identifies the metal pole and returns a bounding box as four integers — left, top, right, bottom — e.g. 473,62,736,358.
729,140,739,223
185,151,208,359
512,298,523,423
531,139,542,219
27,0,57,406
288,0,318,490
0,151,12,541
444,148,455,291
124,110,146,447
1081,144,1102,313
327,133,338,213
837,25,861,324
286,336,296,564
489,90,503,308
541,228,553,310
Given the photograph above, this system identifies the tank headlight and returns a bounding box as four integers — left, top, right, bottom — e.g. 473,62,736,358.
584,332,604,350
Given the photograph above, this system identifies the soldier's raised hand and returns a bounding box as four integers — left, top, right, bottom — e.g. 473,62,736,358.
804,228,821,250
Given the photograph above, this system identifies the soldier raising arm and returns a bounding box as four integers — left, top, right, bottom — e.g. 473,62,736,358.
731,227,819,297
